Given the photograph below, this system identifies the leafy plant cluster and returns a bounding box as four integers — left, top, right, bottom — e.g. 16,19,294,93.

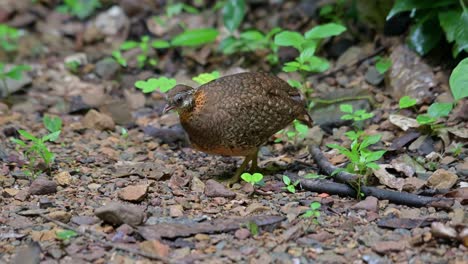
57,0,101,19
134,71,219,94
0,24,20,52
387,0,468,57
0,63,31,97
11,115,63,177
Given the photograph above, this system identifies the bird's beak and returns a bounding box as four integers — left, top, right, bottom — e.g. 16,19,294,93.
163,104,175,114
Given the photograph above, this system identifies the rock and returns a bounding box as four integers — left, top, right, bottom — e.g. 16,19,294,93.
64,53,87,66
12,242,42,264
204,180,236,198
426,169,458,189
14,189,30,201
352,196,378,212
235,228,251,240
99,100,133,125
387,45,436,102
372,240,406,253
336,46,364,67
47,211,72,223
118,184,148,202
94,201,145,226
71,215,100,225
169,205,184,217
81,109,115,130
29,178,57,195
94,6,129,36
191,176,205,193
139,240,170,258
53,171,71,186
87,183,102,191
124,89,146,109
0,64,32,98
431,222,457,239
95,58,120,80
2,188,18,197
365,67,384,85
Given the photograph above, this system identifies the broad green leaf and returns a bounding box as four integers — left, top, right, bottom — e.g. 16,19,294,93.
18,130,37,141
282,175,291,185
241,172,253,183
340,104,353,113
362,150,386,162
449,57,468,101
42,131,61,142
120,41,139,50
387,0,456,20
438,9,461,43
6,65,31,80
360,134,381,149
56,229,77,240
11,138,27,147
193,71,220,85
345,131,359,141
427,102,453,118
222,0,246,33
399,95,417,108
302,56,330,72
305,23,346,39
43,115,62,133
171,28,219,47
310,201,321,210
416,114,436,125
367,162,380,170
274,31,305,51
299,47,317,61
341,114,354,120
152,40,170,49
407,15,443,55
240,30,264,41
286,185,296,193
375,57,392,74
157,77,177,93
453,11,468,56
287,79,302,88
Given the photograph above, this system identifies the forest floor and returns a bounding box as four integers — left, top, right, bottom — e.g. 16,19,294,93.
0,1,467,264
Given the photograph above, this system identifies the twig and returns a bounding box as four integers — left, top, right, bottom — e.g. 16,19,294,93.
37,213,172,264
306,145,455,209
316,45,387,80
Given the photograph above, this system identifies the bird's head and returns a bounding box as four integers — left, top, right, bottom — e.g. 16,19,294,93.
163,84,195,114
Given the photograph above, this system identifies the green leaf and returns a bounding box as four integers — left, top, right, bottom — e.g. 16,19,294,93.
151,40,170,49
134,77,177,93
367,162,380,170
274,31,305,51
120,41,139,50
5,65,31,80
449,57,468,101
222,0,246,33
310,201,321,210
286,185,296,193
250,173,263,183
427,102,453,118
287,79,302,88
453,11,468,56
387,0,456,20
345,131,359,141
375,57,392,74
407,15,443,55
305,23,346,39
240,30,264,41
416,114,436,125
42,131,61,142
282,175,291,185
11,138,27,147
399,95,417,108
192,71,220,85
171,28,219,47
43,115,62,133
438,9,461,43
340,104,353,113
362,150,386,162
56,229,77,240
18,130,38,141
341,114,354,120
158,77,177,93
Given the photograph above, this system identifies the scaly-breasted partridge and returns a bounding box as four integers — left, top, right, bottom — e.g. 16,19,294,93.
164,72,313,185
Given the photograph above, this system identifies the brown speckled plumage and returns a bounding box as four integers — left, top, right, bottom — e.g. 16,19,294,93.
165,72,313,185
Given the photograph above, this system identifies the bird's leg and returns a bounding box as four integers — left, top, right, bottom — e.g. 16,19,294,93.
224,155,252,187
249,150,259,173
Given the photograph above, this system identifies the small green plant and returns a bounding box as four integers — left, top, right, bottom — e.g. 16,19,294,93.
340,104,374,123
166,2,199,18
171,28,219,47
275,120,309,144
0,63,31,97
319,0,347,23
192,71,220,85
111,51,127,67
282,175,300,193
375,56,392,74
134,77,176,93
399,95,417,109
245,221,259,236
241,172,263,186
57,0,101,19
65,60,80,74
302,201,321,223
43,115,62,141
0,24,20,52
56,229,78,240
416,102,453,131
119,36,170,68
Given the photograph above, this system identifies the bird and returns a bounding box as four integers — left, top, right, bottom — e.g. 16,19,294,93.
163,72,313,186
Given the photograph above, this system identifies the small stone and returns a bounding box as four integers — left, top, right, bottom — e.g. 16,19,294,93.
53,171,72,186
71,215,100,225
169,205,184,217
234,228,250,240
365,67,384,85
2,188,19,197
204,180,236,198
39,197,54,209
351,196,378,212
47,211,72,223
372,240,406,253
191,176,205,193
427,169,458,189
140,240,170,258
95,58,120,80
194,233,210,241
14,189,30,201
95,201,145,226
118,184,148,202
29,178,57,195
81,109,115,130
88,183,102,191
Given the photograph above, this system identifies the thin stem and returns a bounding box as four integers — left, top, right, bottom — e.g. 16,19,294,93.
460,0,467,13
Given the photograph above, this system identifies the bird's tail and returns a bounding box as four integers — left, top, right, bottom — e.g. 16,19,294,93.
297,111,313,128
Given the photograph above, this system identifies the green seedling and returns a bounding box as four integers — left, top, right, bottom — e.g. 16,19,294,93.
111,51,127,67
166,2,199,18
223,0,246,33
65,60,80,74
134,77,176,93
119,36,170,68
241,172,263,186
43,115,62,141
57,0,101,19
399,96,417,109
0,63,31,97
245,221,259,236
416,102,453,132
192,71,220,85
375,56,392,74
302,201,321,223
171,28,219,47
121,127,129,139
275,119,309,144
282,175,300,193
0,24,20,52
340,104,374,122
56,229,78,241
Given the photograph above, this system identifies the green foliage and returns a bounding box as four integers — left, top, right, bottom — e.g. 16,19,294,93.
134,77,176,93
449,57,468,101
274,120,309,143
119,36,169,68
387,0,468,57
43,115,62,141
340,104,374,123
192,71,220,85
375,56,392,74
0,63,31,97
241,172,263,185
57,0,101,19
56,229,78,240
166,2,199,18
112,51,127,67
399,96,417,109
282,175,300,193
0,24,20,52
222,0,246,33
65,60,80,74
245,221,259,236
121,127,128,139
319,0,347,23
327,133,386,176
171,28,219,47
416,102,453,129
302,201,321,222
